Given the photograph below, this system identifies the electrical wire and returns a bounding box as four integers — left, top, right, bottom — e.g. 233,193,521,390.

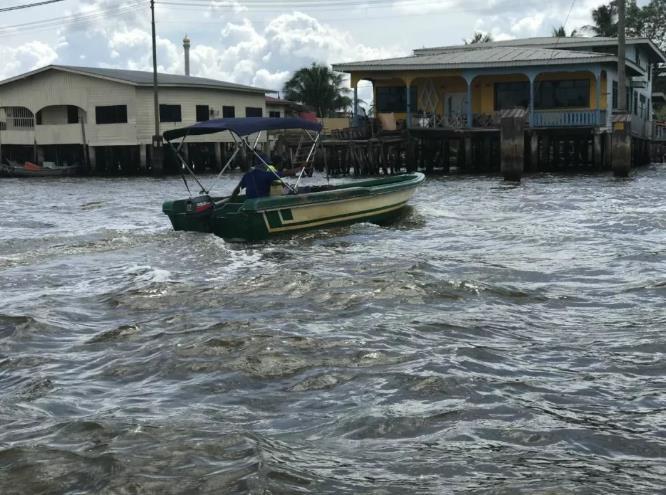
158,0,446,11
0,0,65,13
0,1,147,37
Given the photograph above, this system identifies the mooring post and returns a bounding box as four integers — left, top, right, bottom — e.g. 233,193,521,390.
593,133,602,170
88,146,97,171
500,116,525,181
464,136,472,172
139,144,147,171
529,131,538,172
603,132,612,170
612,119,631,177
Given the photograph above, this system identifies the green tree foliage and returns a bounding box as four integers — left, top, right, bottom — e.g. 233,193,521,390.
585,2,617,37
283,64,352,118
626,0,666,50
464,32,493,44
584,0,666,49
552,25,579,37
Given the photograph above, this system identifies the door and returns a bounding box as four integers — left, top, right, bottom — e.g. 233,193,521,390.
444,92,467,127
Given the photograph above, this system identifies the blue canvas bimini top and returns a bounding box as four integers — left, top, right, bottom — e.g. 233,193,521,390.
163,117,322,141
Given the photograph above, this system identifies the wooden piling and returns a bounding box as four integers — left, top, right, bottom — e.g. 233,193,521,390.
612,120,631,177
593,133,602,170
500,116,525,181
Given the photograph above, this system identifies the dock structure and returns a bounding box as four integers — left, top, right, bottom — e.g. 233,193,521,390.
332,36,666,179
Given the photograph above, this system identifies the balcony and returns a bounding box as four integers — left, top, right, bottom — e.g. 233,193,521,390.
532,110,604,128
35,124,85,145
0,129,35,145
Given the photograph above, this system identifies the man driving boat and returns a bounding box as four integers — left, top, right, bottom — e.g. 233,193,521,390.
231,153,300,199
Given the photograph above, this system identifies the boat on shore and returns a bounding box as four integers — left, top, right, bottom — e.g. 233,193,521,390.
0,160,79,177
161,117,424,241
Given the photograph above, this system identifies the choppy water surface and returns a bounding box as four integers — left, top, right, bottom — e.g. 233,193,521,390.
1,168,665,494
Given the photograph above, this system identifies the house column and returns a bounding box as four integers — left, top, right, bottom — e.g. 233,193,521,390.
594,66,602,126
351,74,361,119
462,71,475,129
527,71,537,128
354,86,359,118
606,70,613,129
403,77,413,129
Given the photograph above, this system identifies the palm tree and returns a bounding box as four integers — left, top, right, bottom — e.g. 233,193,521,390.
552,25,579,37
584,2,617,37
464,32,493,44
283,64,352,118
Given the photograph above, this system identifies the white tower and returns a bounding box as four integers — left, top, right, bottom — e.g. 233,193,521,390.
183,35,191,76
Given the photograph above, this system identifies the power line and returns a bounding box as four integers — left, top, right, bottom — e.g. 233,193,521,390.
0,1,146,37
0,0,65,13
158,0,444,10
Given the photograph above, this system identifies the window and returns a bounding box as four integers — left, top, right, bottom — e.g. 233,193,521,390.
269,110,281,118
196,105,209,122
160,104,181,122
376,86,417,113
223,106,235,118
535,79,589,109
612,81,618,110
96,105,127,124
67,106,79,124
639,94,646,118
494,82,529,111
633,91,638,115
246,107,262,117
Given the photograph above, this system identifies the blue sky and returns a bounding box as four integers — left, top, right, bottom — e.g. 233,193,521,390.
0,0,616,99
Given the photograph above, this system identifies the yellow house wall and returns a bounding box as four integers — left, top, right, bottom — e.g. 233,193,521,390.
351,68,607,120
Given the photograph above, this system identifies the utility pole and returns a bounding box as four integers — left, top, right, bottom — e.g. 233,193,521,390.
150,0,163,174
612,0,631,177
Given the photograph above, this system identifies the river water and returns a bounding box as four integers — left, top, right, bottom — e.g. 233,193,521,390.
1,167,665,494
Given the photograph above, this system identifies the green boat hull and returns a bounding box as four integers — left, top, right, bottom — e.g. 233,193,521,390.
163,173,425,241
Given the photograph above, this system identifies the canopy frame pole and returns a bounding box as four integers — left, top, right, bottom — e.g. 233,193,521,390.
252,130,263,149
242,135,296,193
294,132,321,191
168,141,208,194
206,131,242,195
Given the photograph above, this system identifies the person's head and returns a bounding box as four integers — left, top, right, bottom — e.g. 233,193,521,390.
253,152,270,169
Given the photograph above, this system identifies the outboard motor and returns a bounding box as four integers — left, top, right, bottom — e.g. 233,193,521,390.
186,195,214,214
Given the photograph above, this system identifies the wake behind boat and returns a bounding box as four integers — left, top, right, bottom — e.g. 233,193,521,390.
161,117,424,241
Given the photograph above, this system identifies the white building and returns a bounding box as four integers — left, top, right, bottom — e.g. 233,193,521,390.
0,65,271,173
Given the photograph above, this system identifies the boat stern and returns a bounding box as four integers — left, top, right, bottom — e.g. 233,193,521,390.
162,195,215,233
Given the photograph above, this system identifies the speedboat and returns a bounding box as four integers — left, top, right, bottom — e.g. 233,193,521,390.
162,117,424,241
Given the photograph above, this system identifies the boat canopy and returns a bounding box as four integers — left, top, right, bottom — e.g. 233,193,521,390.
163,117,322,141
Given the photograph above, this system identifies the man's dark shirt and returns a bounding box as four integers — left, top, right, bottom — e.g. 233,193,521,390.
239,168,280,198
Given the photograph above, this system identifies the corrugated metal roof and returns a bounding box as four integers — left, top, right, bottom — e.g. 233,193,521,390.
333,46,617,72
56,65,268,92
413,36,618,54
0,65,268,93
412,36,666,63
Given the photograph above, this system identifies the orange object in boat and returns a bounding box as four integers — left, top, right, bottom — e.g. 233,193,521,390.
23,161,42,171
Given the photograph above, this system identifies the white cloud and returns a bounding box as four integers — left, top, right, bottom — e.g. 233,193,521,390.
511,13,545,35
392,0,462,15
0,41,58,79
